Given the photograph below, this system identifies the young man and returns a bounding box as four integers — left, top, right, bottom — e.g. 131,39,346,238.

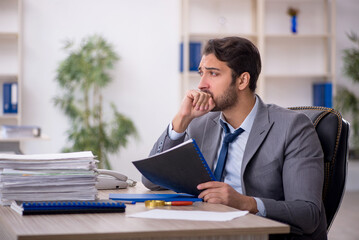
143,37,327,239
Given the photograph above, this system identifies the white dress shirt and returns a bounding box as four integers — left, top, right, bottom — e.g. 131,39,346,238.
217,100,258,194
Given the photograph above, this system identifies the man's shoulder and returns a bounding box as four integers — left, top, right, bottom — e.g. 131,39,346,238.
265,103,311,123
267,103,296,115
257,95,307,120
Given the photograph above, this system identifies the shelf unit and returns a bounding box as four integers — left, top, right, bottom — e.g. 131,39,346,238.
0,0,23,153
180,0,336,108
0,0,22,125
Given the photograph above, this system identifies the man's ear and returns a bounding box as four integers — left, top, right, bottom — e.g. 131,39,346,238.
237,72,250,90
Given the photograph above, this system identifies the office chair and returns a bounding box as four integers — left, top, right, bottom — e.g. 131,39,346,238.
289,106,350,231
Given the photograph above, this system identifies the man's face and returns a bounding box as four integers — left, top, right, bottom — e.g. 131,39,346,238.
198,54,238,112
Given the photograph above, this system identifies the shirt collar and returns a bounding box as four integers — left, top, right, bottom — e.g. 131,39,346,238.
219,95,259,133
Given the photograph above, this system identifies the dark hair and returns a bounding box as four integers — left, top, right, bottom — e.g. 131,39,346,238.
203,37,261,92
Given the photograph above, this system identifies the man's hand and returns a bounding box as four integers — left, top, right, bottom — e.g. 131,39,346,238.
172,90,215,133
197,181,258,214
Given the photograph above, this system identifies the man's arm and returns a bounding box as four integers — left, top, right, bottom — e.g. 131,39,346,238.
198,112,324,235
198,181,259,214
261,113,324,234
142,90,216,190
142,126,187,190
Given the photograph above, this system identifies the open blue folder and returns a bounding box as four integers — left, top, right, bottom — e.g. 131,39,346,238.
109,193,203,203
132,139,216,196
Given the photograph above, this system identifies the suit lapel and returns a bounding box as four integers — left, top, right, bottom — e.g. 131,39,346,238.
201,113,222,170
241,97,274,193
198,97,274,186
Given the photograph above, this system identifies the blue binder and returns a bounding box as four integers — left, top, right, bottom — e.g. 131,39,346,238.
11,200,126,215
3,82,18,114
109,193,203,203
180,42,202,72
313,83,332,108
132,139,216,196
323,83,332,108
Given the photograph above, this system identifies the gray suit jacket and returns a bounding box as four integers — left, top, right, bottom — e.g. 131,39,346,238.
143,96,327,239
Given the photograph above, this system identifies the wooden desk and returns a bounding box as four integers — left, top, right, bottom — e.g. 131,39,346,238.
0,184,289,240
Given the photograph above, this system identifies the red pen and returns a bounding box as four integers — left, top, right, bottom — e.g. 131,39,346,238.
145,200,193,208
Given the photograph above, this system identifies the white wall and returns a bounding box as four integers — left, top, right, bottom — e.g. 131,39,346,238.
21,0,180,181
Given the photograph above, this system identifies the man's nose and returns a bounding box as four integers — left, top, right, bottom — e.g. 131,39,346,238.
198,75,209,90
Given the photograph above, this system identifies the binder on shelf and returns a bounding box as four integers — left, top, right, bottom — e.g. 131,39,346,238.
313,83,322,107
11,200,126,215
3,82,18,114
313,83,332,108
180,42,202,72
109,193,203,203
1,125,41,138
324,83,333,108
132,139,216,196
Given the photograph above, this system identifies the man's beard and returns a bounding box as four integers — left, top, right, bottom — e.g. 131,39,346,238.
202,83,238,112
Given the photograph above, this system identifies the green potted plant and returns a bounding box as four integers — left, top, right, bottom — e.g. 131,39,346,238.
54,34,137,169
335,32,359,157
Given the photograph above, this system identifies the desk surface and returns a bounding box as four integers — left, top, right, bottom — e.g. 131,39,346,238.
0,184,289,240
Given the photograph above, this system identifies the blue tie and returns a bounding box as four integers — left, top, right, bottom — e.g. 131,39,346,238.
214,120,244,181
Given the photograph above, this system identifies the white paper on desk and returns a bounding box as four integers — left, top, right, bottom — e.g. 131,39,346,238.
127,209,248,221
0,151,94,161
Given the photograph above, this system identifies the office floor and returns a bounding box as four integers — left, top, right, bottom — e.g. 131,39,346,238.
328,160,359,240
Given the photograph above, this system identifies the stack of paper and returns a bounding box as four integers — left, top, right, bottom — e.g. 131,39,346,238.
0,151,98,205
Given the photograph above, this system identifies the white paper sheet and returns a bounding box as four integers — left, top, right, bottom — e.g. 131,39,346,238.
0,151,94,161
127,209,248,221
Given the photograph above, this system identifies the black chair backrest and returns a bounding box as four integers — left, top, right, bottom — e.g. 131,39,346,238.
289,106,350,230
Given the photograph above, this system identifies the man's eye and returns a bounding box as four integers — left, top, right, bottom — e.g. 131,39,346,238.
210,72,218,76
198,71,203,76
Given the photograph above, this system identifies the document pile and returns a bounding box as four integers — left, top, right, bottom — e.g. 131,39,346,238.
0,151,98,206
